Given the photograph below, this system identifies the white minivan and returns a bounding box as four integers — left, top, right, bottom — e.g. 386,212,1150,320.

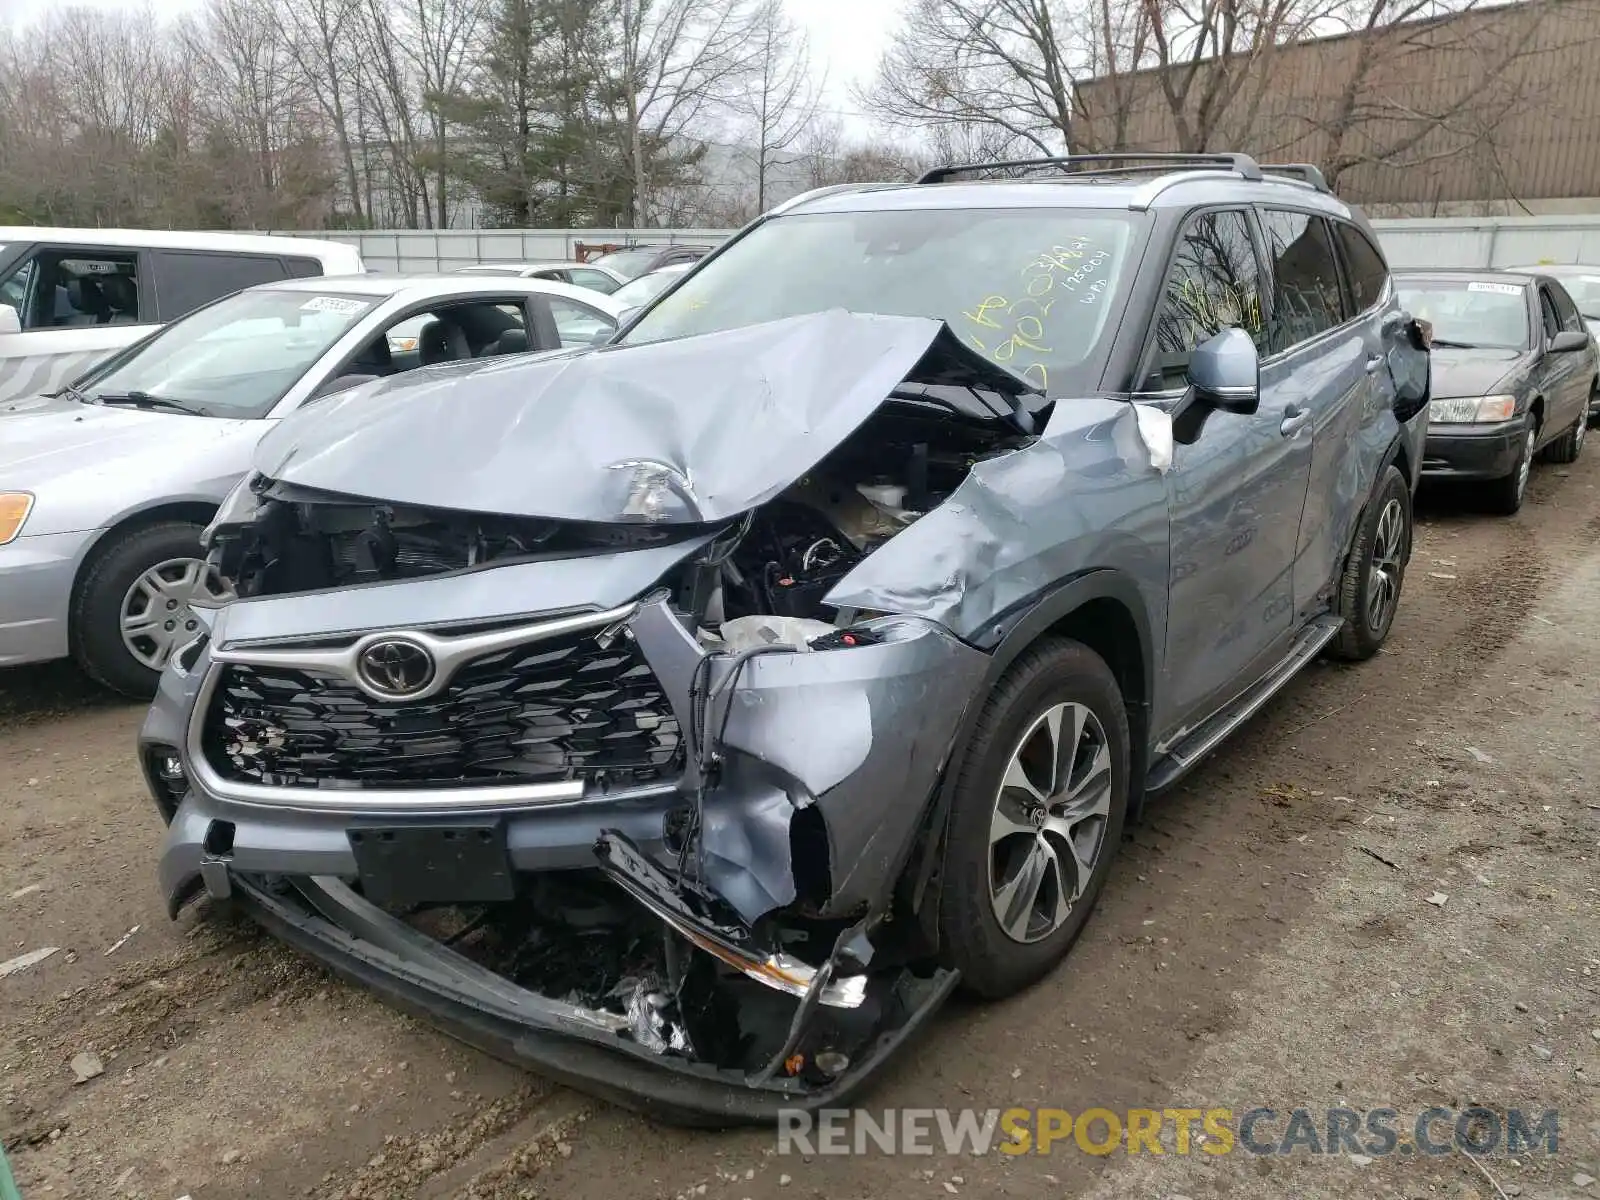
0,228,364,403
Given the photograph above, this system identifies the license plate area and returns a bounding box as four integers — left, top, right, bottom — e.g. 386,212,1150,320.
347,819,515,907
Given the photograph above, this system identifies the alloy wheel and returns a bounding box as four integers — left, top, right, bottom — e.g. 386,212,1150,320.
1577,412,1588,453
987,701,1113,945
120,557,234,671
1366,497,1405,631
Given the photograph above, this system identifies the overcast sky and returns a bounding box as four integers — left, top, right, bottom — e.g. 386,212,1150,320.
0,0,904,127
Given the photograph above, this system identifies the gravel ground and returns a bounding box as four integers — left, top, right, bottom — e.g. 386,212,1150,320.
2,451,1596,1200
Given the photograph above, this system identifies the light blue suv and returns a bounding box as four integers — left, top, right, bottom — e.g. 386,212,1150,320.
141,152,1431,1123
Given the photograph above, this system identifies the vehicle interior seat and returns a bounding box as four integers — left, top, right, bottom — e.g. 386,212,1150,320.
419,320,471,366
101,275,138,324
490,328,529,357
61,277,109,326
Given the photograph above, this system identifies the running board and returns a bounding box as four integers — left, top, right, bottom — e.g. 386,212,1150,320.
1145,615,1344,793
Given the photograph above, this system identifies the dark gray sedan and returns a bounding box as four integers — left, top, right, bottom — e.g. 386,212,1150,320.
1396,269,1597,514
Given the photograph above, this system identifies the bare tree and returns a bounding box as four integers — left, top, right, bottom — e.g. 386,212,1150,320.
278,0,375,224
735,0,822,212
598,0,763,223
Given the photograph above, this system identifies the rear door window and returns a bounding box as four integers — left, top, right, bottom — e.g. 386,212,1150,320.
151,251,293,321
1332,222,1389,314
285,256,324,278
1261,210,1348,353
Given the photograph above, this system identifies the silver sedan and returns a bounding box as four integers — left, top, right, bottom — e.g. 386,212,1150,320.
0,273,623,695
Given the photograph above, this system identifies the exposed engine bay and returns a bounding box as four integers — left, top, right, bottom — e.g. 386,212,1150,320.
212,401,1033,639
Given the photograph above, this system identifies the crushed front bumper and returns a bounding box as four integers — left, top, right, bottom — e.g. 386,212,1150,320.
235,872,958,1124
142,585,987,1118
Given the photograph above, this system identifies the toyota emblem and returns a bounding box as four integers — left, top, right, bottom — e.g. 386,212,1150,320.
355,637,436,698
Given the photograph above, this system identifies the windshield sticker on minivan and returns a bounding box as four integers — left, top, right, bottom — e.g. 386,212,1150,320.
1467,282,1523,297
301,296,371,316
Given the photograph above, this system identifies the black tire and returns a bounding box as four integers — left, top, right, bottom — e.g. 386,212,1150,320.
937,638,1130,1000
1486,418,1537,515
72,521,211,698
1330,464,1412,662
1544,403,1587,465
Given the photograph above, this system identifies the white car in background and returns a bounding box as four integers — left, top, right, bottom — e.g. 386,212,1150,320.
388,264,625,354
609,262,694,317
454,261,627,294
0,273,626,695
0,228,363,403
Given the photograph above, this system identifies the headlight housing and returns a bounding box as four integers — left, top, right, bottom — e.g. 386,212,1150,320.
201,473,263,550
0,492,34,545
1429,394,1517,423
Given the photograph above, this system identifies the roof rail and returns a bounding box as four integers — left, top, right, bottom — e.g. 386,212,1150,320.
916,152,1264,185
1259,162,1331,193
768,182,902,215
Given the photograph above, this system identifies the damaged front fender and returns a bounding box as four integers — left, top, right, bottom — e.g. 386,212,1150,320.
696,616,987,921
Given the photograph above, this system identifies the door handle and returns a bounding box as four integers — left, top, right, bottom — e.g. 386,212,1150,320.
1365,353,1384,373
1280,405,1311,437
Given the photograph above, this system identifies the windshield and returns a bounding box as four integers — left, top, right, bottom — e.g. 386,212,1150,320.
612,267,687,309
74,288,375,417
588,248,667,279
617,209,1137,395
1397,280,1530,351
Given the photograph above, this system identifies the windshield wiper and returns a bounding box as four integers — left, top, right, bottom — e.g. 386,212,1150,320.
53,381,92,404
1428,338,1480,349
95,391,212,417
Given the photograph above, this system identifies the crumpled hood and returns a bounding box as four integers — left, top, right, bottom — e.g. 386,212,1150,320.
252,310,1031,524
1430,347,1528,400
0,394,259,489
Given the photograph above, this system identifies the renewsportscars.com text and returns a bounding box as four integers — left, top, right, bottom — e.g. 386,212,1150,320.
776,1106,1561,1157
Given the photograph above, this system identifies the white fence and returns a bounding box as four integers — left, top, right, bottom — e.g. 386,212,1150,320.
307,215,1600,274
315,228,734,273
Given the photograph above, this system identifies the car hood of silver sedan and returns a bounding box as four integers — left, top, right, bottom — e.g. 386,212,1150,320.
0,394,261,493
250,310,1035,525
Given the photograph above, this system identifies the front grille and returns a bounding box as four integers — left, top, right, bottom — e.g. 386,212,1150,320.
202,631,682,790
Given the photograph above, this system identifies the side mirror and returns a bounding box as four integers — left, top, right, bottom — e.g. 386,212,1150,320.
1548,329,1590,354
0,304,20,336
1187,327,1260,414
311,372,378,401
589,324,616,347
617,306,641,326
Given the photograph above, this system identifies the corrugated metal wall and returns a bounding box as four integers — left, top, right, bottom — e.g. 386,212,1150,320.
312,215,1600,274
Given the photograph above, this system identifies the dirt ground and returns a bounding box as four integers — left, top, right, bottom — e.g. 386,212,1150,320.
2,455,1597,1200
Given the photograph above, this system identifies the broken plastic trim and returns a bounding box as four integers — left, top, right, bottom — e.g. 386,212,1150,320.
595,832,867,1010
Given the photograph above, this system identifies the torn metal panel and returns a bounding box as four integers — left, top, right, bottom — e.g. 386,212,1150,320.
208,536,714,648
826,399,1170,640
250,311,1023,525
594,832,868,1009
707,616,986,917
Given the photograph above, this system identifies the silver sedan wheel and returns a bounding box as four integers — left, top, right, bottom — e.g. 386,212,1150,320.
1515,426,1535,500
1366,497,1405,631
1576,412,1588,453
120,557,234,671
987,701,1113,945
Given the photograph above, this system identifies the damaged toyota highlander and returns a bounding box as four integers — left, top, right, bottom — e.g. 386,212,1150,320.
140,153,1432,1123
